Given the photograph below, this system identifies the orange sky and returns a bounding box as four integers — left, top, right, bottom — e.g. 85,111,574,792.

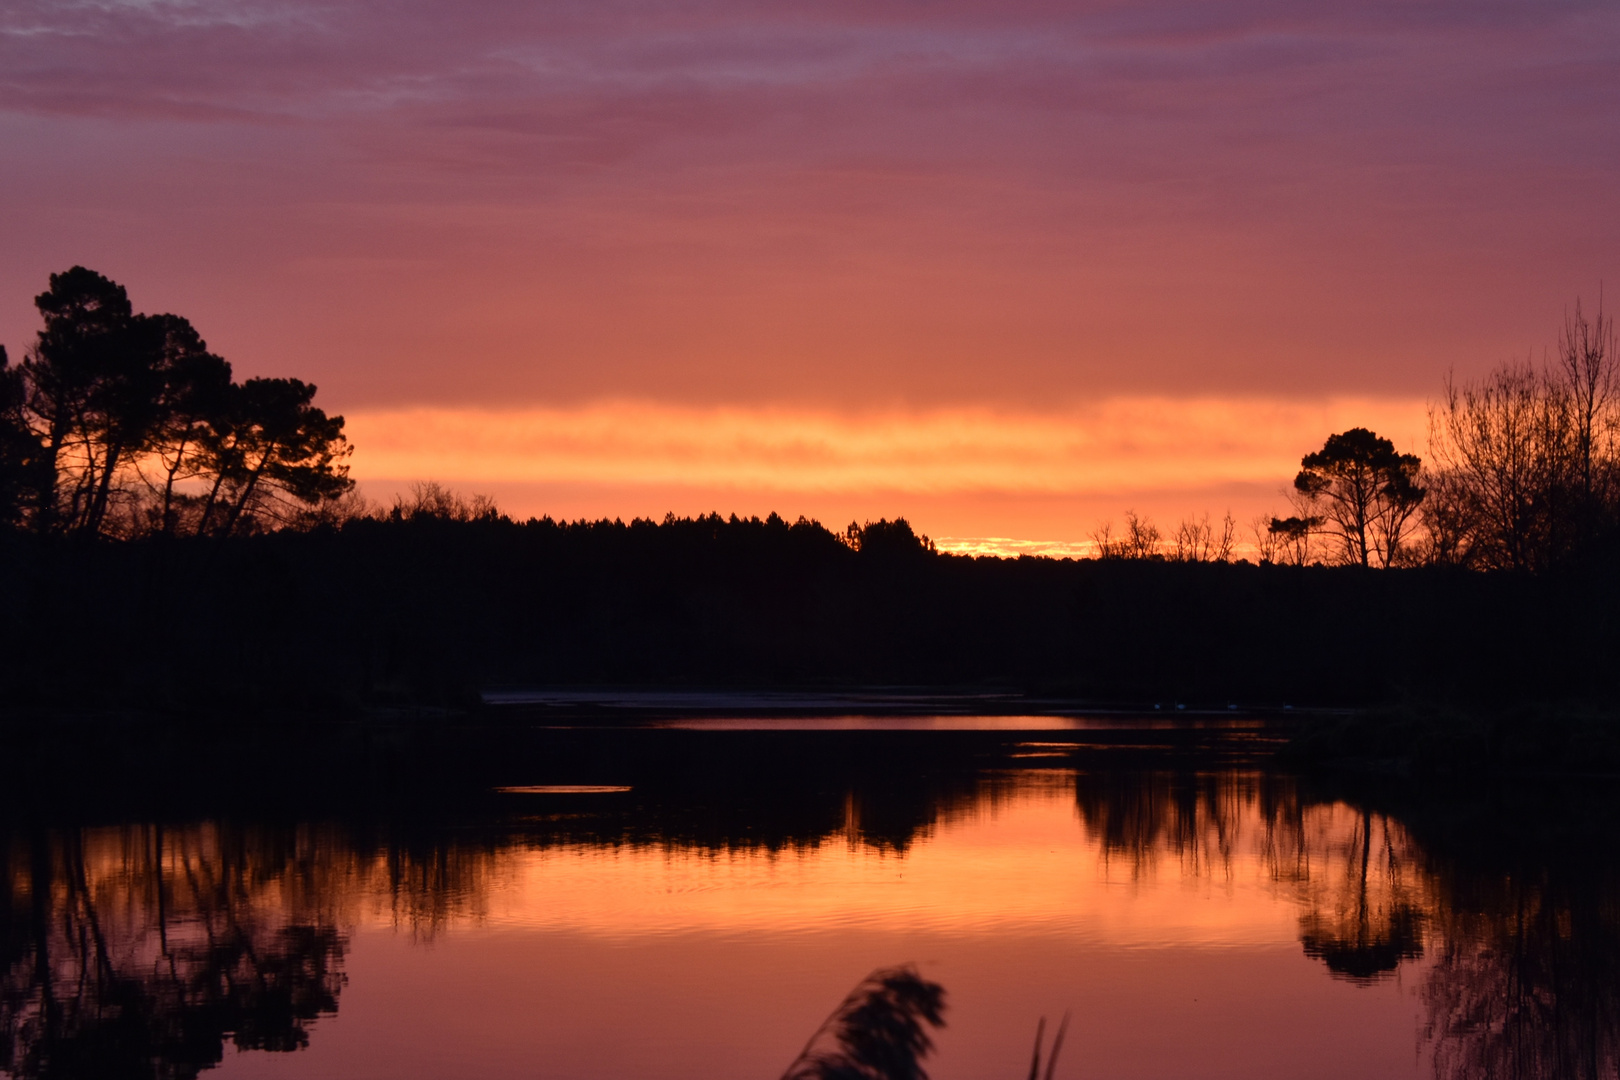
2,0,1615,545
346,396,1429,547
315,780,1430,1080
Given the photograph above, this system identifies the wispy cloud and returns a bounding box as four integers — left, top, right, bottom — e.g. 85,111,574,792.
4,0,1613,133
1,0,1613,432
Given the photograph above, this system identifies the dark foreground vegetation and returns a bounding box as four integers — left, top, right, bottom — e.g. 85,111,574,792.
3,505,1619,714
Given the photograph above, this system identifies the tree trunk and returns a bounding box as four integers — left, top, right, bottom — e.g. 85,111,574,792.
83,441,124,537
219,444,278,538
158,434,190,536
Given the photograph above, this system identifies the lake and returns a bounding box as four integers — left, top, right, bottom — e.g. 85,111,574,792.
2,715,1615,1079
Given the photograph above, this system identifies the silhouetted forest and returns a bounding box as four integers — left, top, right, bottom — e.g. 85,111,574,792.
2,503,1619,712
5,269,1620,715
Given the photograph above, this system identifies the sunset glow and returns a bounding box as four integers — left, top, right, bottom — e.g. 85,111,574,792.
349,397,1429,494
347,396,1429,545
444,783,1388,948
40,773,1437,1080
3,0,1615,1060
3,0,1615,543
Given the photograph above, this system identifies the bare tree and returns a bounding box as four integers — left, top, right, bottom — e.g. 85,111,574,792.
1428,362,1560,570
1413,467,1477,566
1214,510,1237,563
1090,519,1125,559
1174,514,1212,562
1426,300,1620,571
390,481,499,523
1123,510,1161,559
1556,298,1618,518
1173,511,1237,563
1250,514,1283,564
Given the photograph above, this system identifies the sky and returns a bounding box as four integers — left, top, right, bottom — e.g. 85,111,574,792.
2,0,1616,549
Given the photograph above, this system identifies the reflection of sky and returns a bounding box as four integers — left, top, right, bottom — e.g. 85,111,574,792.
3,0,1614,540
253,775,1428,1080
38,766,1608,1080
41,772,1440,1080
457,777,1311,944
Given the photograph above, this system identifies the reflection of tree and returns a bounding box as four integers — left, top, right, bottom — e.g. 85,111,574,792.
1072,770,1254,880
1072,771,1429,982
1419,857,1620,1079
2,753,1617,1080
1295,809,1427,982
356,767,1620,1080
1069,759,1620,1080
0,824,348,1080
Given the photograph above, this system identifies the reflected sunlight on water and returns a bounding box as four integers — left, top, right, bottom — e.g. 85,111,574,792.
649,715,1271,732
5,747,1616,1080
453,775,1397,950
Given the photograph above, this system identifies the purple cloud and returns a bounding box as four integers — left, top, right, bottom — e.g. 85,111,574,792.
0,0,1616,410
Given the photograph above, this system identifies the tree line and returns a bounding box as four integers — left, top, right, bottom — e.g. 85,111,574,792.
1096,299,1618,571
4,267,1616,575
0,267,353,537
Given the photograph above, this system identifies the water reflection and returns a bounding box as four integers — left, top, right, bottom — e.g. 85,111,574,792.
1295,809,1427,983
0,825,347,1080
1072,772,1432,981
1415,807,1620,1080
1,740,1617,1080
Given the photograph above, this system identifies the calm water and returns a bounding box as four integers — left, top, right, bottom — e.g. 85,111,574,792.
3,720,1617,1079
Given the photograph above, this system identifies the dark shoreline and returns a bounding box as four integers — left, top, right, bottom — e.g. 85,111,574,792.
3,700,1617,833
5,516,1619,715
